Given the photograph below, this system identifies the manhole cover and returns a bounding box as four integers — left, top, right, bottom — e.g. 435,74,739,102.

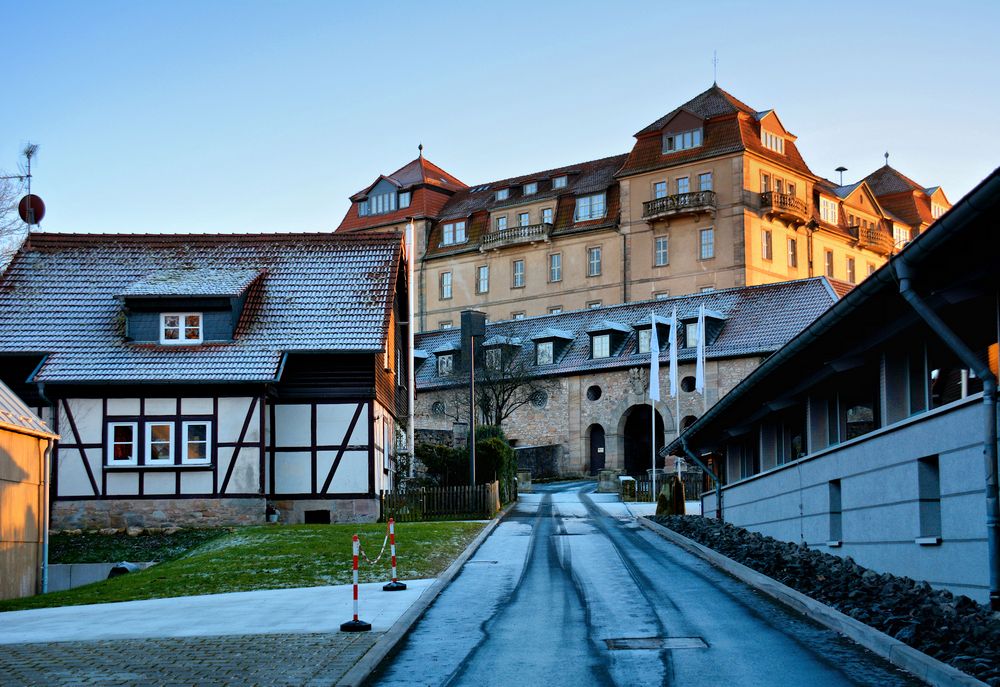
604,637,707,650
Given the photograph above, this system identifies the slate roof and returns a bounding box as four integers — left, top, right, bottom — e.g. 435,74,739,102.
0,232,403,383
0,379,56,439
416,277,839,390
120,268,263,298
635,84,757,135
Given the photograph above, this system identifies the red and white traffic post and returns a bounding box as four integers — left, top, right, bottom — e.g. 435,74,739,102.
383,518,407,591
340,534,371,632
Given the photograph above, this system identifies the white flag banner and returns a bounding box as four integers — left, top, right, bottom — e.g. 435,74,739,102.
648,311,660,402
695,304,706,393
669,307,678,398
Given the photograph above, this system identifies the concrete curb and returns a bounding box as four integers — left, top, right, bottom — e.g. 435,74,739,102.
638,517,986,687
335,503,517,687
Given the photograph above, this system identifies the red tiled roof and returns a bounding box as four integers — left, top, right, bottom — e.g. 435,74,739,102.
635,84,757,136
337,186,453,232
863,165,925,196
825,278,856,299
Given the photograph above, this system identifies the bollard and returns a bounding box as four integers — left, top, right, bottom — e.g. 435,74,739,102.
340,534,372,632
383,518,407,591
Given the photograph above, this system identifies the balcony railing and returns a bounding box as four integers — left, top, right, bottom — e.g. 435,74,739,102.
852,224,895,255
480,222,552,250
642,190,717,221
760,191,809,225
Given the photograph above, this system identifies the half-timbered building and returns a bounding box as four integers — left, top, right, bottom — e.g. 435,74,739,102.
0,231,409,527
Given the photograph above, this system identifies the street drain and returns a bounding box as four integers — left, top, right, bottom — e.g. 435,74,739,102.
466,560,498,564
605,637,708,650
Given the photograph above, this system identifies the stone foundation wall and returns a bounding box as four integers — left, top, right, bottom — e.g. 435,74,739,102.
271,497,379,524
52,497,265,529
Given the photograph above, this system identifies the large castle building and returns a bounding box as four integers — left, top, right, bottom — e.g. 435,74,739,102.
338,84,950,332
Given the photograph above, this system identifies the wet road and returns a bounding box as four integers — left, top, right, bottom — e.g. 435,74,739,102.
373,482,921,687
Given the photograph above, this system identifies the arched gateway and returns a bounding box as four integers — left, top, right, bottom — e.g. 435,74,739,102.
621,405,665,476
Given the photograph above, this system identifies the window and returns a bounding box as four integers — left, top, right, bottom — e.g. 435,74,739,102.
542,208,553,224
496,188,509,201
820,197,838,224
523,182,537,196
762,229,773,260
699,228,714,259
828,480,843,543
676,177,690,195
775,179,783,194
654,181,667,199
846,257,856,284
107,422,137,465
699,286,714,293
654,291,670,300
553,175,568,189
437,354,454,375
495,216,507,231
587,246,602,276
587,300,602,309
182,421,211,464
439,321,453,329
484,348,501,370
824,250,834,278
477,265,489,293
536,341,554,365
893,224,911,247
699,172,713,191
518,212,530,227
654,236,669,266
762,130,785,153
549,253,562,282
638,328,652,354
867,262,877,276
787,182,796,197
592,334,611,359
161,313,202,345
512,311,525,320
512,260,525,288
761,173,771,193
146,422,174,465
369,192,397,215
681,376,696,392
586,385,602,401
788,237,798,268
662,128,703,153
917,456,941,540
575,193,606,221
685,323,699,349
439,272,452,300
398,191,411,209
548,306,562,314
441,221,467,246
931,203,946,219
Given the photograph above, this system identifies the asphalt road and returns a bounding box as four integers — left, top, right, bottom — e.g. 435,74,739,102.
373,481,923,687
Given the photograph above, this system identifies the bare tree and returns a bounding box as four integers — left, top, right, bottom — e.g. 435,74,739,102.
0,173,27,261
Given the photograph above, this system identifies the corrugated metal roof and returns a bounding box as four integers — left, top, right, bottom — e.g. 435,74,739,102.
0,232,402,383
0,379,56,439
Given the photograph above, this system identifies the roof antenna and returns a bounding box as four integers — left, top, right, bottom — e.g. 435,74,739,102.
2,142,45,225
835,166,848,186
884,151,889,166
712,50,718,85
418,143,423,159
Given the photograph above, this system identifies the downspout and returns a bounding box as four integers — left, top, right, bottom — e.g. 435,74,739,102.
406,220,417,479
680,436,723,522
895,258,1000,611
37,381,54,594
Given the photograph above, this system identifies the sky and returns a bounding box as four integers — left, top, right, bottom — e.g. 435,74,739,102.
3,0,999,234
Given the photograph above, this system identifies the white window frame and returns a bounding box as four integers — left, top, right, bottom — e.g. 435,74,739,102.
699,228,715,260
484,348,501,370
654,236,669,266
638,328,652,354
536,341,554,366
676,176,690,195
512,259,525,288
518,212,530,227
477,265,489,294
820,197,838,224
663,128,703,153
552,175,568,189
146,421,175,466
496,188,509,201
107,421,138,466
575,193,606,222
592,334,611,359
181,421,212,464
542,207,553,225
398,191,411,209
454,221,467,243
788,237,798,268
440,271,453,300
587,246,602,277
654,181,667,199
846,257,856,284
685,322,700,349
438,354,454,376
160,313,203,345
523,182,537,196
762,228,773,261
496,215,507,231
549,253,562,282
699,172,713,191
825,250,835,278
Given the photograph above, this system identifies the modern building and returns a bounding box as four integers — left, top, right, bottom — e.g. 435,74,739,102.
0,380,57,600
0,232,410,527
339,85,949,331
415,278,838,476
668,168,1000,606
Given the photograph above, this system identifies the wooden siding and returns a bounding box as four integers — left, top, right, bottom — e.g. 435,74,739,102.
275,354,376,400
0,429,49,599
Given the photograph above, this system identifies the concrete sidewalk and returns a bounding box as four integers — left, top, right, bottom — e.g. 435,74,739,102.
0,578,434,645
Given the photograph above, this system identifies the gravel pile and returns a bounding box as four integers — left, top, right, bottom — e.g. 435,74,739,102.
650,515,1000,685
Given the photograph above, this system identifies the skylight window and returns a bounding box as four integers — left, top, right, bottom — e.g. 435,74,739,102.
663,128,702,153
160,313,203,345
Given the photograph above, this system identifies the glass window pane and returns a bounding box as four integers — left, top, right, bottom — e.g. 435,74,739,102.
114,425,133,443
164,315,179,327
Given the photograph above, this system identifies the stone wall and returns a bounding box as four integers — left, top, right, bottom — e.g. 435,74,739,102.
52,497,265,529
514,445,566,479
271,497,379,525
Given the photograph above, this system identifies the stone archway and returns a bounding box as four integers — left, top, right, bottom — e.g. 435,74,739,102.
620,405,665,477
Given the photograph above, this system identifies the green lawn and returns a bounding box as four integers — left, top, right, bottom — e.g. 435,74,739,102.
1,521,485,612
50,528,230,564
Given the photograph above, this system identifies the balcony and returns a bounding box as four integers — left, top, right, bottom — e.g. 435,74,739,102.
642,190,717,222
760,191,809,226
480,222,552,251
851,224,895,256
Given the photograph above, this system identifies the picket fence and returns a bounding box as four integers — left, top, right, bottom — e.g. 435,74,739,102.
380,481,502,522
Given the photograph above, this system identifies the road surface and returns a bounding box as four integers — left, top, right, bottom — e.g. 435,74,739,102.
373,481,921,687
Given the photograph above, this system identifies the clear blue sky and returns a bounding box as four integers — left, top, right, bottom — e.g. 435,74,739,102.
3,0,999,234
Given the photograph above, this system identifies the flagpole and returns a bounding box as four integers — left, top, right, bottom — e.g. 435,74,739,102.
651,395,656,502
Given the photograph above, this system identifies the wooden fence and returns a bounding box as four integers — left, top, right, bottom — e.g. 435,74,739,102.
622,473,703,503
380,481,502,522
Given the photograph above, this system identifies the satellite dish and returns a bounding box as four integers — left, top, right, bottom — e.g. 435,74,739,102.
18,194,45,225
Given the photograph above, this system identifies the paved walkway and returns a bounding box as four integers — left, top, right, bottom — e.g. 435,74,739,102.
0,579,434,686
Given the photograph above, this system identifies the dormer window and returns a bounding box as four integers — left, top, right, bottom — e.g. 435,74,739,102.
496,188,509,201
685,322,700,349
553,176,568,189
441,221,467,246
820,197,838,224
536,341,554,365
399,191,411,209
438,354,454,376
523,182,537,196
368,192,398,215
931,202,946,219
762,131,785,154
592,334,611,359
638,328,652,354
160,313,202,345
663,128,702,153
575,193,606,222
484,348,501,370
